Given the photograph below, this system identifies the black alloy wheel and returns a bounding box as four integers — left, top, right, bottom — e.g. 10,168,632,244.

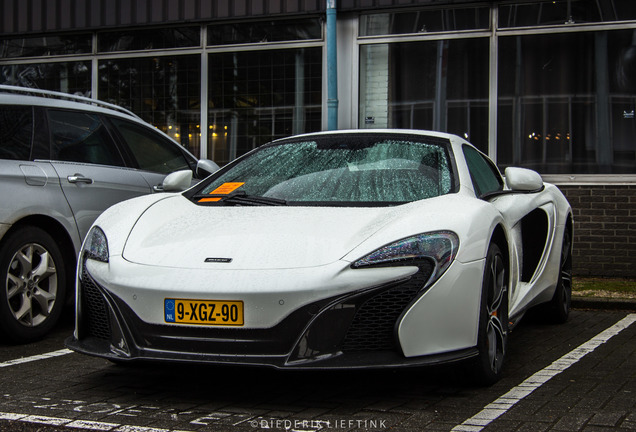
472,242,509,386
546,228,572,324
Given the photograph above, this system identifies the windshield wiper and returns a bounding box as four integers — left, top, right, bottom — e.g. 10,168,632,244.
193,191,288,206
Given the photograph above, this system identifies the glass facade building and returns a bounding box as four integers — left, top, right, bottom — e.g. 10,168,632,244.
2,0,636,179
2,0,636,278
356,1,636,178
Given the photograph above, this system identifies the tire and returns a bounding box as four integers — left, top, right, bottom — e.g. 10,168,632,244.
471,242,509,386
0,226,67,343
545,228,572,324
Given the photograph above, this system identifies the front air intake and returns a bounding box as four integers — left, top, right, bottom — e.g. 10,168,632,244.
342,260,434,352
80,265,112,341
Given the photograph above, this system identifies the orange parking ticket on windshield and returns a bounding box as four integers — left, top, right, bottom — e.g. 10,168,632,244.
211,182,244,194
198,182,245,202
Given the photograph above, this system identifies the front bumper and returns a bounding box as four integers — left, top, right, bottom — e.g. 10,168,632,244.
66,259,479,369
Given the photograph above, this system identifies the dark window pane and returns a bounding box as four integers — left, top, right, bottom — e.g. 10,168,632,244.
98,55,201,156
110,117,191,174
360,39,489,153
497,30,636,174
0,34,91,58
208,18,322,45
208,48,322,166
0,106,32,160
0,62,91,95
360,7,489,36
49,110,124,166
98,27,200,52
614,1,636,20
463,145,503,196
499,0,636,28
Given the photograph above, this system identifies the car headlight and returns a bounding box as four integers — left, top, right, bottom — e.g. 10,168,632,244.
83,226,109,263
351,230,459,282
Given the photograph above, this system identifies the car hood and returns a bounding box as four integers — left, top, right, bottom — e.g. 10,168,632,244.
122,195,421,270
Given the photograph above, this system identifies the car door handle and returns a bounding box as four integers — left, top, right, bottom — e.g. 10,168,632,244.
67,174,93,184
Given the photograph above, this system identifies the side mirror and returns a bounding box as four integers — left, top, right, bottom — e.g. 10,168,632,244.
162,170,193,192
504,167,543,191
196,159,220,178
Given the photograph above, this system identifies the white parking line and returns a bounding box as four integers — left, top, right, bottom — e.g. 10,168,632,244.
452,313,636,432
0,315,634,431
0,412,190,432
0,348,73,368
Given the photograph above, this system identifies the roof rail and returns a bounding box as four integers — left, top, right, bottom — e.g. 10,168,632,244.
0,84,140,119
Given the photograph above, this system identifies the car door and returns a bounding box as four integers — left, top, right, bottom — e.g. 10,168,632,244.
0,105,78,242
107,116,197,191
46,109,153,240
462,144,557,312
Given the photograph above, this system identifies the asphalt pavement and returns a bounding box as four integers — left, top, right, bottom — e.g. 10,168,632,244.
0,299,635,432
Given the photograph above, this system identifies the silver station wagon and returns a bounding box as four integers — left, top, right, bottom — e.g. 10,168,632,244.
0,85,217,343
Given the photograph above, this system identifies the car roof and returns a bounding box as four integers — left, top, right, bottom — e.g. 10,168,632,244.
271,128,456,141
0,85,197,156
0,85,140,120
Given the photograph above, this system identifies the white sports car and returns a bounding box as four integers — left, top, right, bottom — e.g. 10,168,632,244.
66,130,572,384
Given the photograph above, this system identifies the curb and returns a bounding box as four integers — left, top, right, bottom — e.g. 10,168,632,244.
572,296,636,312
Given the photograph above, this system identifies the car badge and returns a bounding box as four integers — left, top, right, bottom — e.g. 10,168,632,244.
204,257,233,263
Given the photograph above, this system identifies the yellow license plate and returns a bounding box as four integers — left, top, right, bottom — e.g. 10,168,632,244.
164,298,244,326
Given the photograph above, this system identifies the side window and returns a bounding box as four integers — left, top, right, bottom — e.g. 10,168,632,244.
48,110,125,166
463,145,503,197
0,106,33,160
109,118,192,175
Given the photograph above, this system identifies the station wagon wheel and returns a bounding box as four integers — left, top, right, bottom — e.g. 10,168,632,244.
472,242,508,385
0,226,67,343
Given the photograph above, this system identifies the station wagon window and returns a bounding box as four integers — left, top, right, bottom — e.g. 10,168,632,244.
110,118,192,174
0,106,32,161
48,110,125,167
463,145,503,197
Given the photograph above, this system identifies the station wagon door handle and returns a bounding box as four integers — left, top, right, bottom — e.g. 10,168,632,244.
67,174,93,184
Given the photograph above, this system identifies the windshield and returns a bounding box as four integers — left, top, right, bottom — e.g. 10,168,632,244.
193,134,455,206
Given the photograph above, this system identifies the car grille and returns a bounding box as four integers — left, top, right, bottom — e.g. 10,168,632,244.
80,265,112,341
342,261,434,352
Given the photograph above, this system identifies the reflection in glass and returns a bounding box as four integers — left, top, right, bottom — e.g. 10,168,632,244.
207,48,322,166
98,27,200,52
200,137,453,204
0,106,32,160
498,30,636,174
48,110,125,166
359,38,489,153
499,0,636,28
110,118,192,174
208,18,322,45
360,7,489,36
98,55,201,156
0,34,91,58
0,62,91,96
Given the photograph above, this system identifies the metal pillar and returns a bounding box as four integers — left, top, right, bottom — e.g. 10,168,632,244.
327,0,338,130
